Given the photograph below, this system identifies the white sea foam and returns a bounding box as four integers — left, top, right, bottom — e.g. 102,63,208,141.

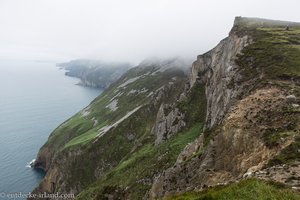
26,159,36,168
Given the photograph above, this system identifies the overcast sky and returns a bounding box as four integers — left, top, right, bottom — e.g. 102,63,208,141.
0,0,300,63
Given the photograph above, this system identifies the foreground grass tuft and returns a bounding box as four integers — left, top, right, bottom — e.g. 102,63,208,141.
165,179,300,200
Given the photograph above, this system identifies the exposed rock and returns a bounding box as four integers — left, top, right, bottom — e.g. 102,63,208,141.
190,22,253,129
127,133,135,141
152,104,186,145
176,135,204,164
252,162,300,188
286,95,297,103
81,106,91,117
292,104,300,108
150,87,294,198
106,99,118,111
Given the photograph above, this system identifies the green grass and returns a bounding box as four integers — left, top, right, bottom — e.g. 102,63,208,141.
44,114,95,149
41,18,300,200
76,123,204,200
164,179,300,200
235,26,300,83
268,135,300,166
177,82,207,127
44,65,188,152
64,121,109,149
64,128,98,148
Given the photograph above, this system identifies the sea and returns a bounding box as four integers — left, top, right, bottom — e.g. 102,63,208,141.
0,60,102,199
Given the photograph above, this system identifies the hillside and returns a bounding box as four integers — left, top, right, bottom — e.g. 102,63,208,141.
58,60,131,88
31,17,300,200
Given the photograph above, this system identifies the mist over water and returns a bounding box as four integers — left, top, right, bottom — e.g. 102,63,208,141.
0,60,102,198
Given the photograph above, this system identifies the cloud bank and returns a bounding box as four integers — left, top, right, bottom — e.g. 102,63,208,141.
0,0,299,63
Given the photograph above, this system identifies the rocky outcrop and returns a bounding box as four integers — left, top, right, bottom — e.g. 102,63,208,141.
251,162,300,190
150,86,299,198
152,103,186,145
30,149,83,199
190,21,252,129
149,17,300,198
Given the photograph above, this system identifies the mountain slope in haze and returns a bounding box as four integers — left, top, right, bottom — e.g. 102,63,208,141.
31,58,199,199
31,17,300,200
58,59,131,88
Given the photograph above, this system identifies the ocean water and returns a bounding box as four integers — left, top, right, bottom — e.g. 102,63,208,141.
0,60,102,198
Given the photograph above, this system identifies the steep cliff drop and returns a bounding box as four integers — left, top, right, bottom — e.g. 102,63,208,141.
30,17,300,200
150,17,300,199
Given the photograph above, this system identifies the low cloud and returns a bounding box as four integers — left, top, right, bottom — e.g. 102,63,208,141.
0,0,299,63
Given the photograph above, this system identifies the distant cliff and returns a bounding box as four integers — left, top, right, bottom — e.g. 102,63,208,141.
58,59,131,89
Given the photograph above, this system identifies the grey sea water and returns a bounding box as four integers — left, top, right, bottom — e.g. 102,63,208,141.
0,60,102,198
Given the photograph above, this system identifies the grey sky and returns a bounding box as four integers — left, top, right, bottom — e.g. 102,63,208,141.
0,0,299,63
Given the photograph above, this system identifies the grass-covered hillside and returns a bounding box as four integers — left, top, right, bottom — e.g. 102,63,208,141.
33,58,208,199
234,17,300,81
234,18,300,165
32,17,300,200
164,179,300,200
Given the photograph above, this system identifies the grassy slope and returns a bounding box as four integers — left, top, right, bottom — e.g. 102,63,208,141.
234,18,300,166
74,19,300,199
40,18,300,199
36,59,209,198
44,65,186,151
75,80,207,199
164,179,300,200
34,63,196,195
235,19,300,80
77,124,204,200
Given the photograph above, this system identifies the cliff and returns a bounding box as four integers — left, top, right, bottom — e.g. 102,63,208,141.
31,58,199,199
58,59,131,89
150,17,300,198
31,17,300,200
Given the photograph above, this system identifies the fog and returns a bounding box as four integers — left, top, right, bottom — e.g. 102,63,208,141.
1,0,300,63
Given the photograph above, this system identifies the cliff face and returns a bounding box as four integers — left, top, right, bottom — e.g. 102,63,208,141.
58,59,131,89
190,27,252,129
31,58,200,199
31,17,300,200
152,103,186,145
150,17,300,198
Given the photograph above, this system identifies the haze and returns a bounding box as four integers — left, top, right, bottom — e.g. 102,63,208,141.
1,0,300,63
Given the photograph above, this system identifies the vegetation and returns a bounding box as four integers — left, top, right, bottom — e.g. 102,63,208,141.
234,19,300,161
164,179,300,200
268,135,300,166
177,82,207,128
235,21,300,81
36,19,300,200
44,65,187,151
76,124,204,200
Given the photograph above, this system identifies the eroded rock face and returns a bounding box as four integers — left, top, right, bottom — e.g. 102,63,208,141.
252,162,300,189
149,86,299,199
190,30,252,129
149,22,258,198
152,104,186,145
30,149,83,199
